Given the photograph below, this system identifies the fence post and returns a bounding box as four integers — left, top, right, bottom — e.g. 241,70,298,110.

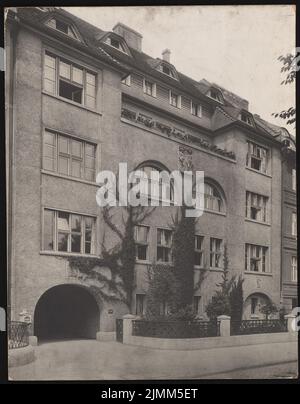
285,313,297,333
122,314,136,344
217,315,231,337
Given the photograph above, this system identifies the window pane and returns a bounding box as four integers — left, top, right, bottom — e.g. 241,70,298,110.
85,156,95,169
57,211,69,231
86,83,95,97
44,79,55,94
71,140,82,157
58,156,69,175
71,215,81,232
85,217,93,229
58,233,68,251
85,144,95,157
44,65,56,81
86,72,96,85
43,144,55,159
44,131,55,145
71,159,82,178
59,61,71,79
85,242,91,254
45,53,56,68
43,210,54,250
59,136,69,154
72,66,83,84
43,157,55,171
71,234,81,253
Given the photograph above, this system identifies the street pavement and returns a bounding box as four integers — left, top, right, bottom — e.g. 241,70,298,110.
9,339,298,381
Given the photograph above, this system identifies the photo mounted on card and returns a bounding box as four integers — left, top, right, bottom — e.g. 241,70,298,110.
4,5,298,382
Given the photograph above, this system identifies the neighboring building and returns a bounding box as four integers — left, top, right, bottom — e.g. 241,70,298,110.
5,7,297,341
281,141,297,312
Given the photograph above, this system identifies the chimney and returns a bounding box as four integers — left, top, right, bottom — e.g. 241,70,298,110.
112,22,142,52
162,49,171,63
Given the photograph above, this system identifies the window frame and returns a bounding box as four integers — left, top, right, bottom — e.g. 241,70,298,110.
291,256,297,282
246,141,270,174
156,228,173,264
245,243,270,273
43,51,97,109
209,237,223,269
135,294,146,316
169,90,181,109
204,183,224,213
42,208,96,255
292,168,296,191
191,101,202,118
121,75,131,86
42,129,97,182
194,235,204,268
134,225,150,262
245,191,269,223
292,212,297,237
46,17,80,41
143,78,157,97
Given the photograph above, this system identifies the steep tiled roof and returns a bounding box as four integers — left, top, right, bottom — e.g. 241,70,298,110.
12,7,290,142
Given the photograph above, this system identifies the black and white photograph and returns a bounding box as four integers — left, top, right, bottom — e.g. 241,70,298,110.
3,4,298,382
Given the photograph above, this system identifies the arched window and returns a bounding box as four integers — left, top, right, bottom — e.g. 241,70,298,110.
204,182,225,213
135,162,173,204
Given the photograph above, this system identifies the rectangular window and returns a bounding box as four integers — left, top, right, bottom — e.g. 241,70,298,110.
135,225,150,261
246,141,269,173
191,101,202,118
292,212,297,237
292,169,296,191
169,91,181,108
157,229,172,263
194,235,204,267
143,79,156,97
43,51,96,108
291,256,297,282
210,238,222,268
245,244,269,273
251,298,258,315
43,209,95,254
135,294,146,316
43,130,96,181
121,75,131,86
245,191,269,222
193,296,201,315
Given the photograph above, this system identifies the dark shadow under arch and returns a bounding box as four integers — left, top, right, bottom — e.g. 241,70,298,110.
34,284,100,341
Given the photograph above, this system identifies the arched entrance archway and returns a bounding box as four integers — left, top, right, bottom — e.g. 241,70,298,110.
243,292,271,320
34,285,100,341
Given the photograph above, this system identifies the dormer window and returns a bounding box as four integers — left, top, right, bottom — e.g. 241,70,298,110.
207,88,223,103
240,112,254,126
191,101,202,118
105,36,128,54
46,18,79,40
157,63,177,80
169,91,181,108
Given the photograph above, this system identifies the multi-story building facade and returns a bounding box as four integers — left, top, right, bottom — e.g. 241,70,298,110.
281,142,297,312
5,7,296,341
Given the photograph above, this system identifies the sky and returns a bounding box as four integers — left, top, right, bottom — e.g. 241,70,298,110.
64,5,295,133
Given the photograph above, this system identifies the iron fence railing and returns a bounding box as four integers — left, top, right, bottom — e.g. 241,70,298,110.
116,318,123,343
8,321,30,349
132,320,220,339
230,319,288,336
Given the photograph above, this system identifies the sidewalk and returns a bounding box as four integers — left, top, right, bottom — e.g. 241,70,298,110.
9,338,298,380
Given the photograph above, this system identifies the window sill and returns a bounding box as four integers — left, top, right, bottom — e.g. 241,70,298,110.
244,271,272,277
203,209,226,217
143,92,157,99
245,218,271,227
194,266,206,270
246,167,272,178
41,170,99,187
155,261,174,266
42,91,101,115
40,251,98,258
136,260,152,265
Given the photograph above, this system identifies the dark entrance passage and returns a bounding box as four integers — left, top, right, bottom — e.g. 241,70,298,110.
34,285,100,341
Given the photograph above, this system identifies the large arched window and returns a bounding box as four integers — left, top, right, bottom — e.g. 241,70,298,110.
203,181,225,213
135,162,173,204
